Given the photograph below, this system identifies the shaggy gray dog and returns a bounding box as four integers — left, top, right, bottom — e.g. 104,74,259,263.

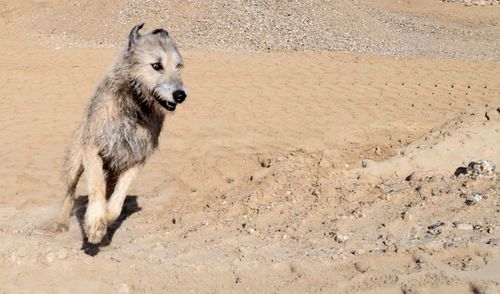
55,23,187,244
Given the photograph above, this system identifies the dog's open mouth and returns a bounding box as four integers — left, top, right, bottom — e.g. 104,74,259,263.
153,93,176,111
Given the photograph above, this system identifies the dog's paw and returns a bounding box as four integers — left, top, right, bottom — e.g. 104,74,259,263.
85,202,108,244
85,217,107,244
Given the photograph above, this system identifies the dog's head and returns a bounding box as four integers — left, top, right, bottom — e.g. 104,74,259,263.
125,23,186,112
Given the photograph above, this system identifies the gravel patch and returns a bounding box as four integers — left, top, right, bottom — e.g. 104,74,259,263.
442,0,499,5
12,0,500,59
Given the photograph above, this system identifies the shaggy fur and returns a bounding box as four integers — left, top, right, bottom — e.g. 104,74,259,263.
55,23,187,244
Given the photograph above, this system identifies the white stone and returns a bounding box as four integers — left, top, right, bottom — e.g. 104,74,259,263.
455,223,473,230
335,234,349,243
45,252,56,263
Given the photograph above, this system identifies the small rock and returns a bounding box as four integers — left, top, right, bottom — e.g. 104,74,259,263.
454,223,473,230
454,166,468,177
335,234,349,243
428,221,445,230
472,193,483,201
470,281,496,294
354,261,370,273
487,238,500,246
45,252,56,263
402,212,412,222
259,157,272,168
465,193,483,205
118,283,130,294
354,248,366,255
467,160,496,177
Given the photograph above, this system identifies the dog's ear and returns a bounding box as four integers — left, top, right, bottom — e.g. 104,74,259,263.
151,28,169,37
128,23,145,51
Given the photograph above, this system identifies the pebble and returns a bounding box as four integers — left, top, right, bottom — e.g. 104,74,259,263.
402,212,412,222
487,238,500,246
467,160,496,177
354,261,370,273
466,193,483,205
454,223,474,230
428,221,445,230
472,193,483,201
259,158,272,168
118,283,131,294
335,234,349,243
354,248,366,255
45,252,56,263
454,0,500,5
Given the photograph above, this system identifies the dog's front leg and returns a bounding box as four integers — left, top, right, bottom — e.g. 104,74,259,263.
82,147,108,244
107,167,138,224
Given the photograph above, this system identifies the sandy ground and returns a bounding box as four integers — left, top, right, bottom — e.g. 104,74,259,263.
0,1,500,293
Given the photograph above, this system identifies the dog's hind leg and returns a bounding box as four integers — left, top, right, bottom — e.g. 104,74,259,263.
54,145,84,232
82,147,108,244
107,166,138,224
54,162,83,232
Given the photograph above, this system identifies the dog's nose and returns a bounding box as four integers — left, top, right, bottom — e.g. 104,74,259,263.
173,90,186,103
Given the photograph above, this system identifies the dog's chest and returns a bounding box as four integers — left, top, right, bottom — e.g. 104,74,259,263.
99,116,161,171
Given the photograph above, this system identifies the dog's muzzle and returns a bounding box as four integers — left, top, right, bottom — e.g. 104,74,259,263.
153,90,186,112
153,93,177,111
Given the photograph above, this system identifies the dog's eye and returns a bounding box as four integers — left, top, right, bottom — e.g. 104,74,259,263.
176,63,184,70
151,63,163,71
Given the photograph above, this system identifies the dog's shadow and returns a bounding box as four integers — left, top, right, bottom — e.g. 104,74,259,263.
74,195,141,256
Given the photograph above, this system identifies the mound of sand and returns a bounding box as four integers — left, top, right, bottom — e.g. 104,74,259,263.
359,107,500,180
